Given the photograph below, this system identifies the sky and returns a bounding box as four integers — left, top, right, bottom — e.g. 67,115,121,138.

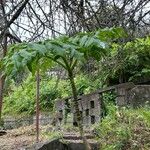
8,0,150,41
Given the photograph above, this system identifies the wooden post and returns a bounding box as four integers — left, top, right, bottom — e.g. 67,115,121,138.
36,69,40,143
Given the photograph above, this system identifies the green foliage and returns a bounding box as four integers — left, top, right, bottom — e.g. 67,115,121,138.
125,37,150,82
3,75,35,115
41,125,64,140
3,75,68,115
74,73,100,95
3,27,124,118
3,73,102,115
3,28,149,118
101,36,150,84
2,27,126,119
102,91,116,104
94,105,150,150
39,85,60,112
4,27,124,78
4,43,54,78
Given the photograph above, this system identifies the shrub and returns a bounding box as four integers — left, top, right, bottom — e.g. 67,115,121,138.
94,105,150,150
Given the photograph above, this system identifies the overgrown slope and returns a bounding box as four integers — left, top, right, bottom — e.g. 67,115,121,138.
94,105,150,150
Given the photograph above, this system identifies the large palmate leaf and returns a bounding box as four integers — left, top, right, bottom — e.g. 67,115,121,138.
45,41,65,57
27,43,47,56
69,34,108,61
4,42,51,76
4,27,125,77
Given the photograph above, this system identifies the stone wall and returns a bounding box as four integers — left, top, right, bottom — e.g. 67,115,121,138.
77,93,101,125
5,83,149,129
116,83,150,107
127,85,150,107
115,82,135,106
3,113,52,129
55,82,150,126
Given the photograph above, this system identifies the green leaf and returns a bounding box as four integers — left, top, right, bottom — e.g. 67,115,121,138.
142,68,150,73
45,41,65,56
28,43,47,56
85,37,95,47
26,57,38,75
80,35,88,47
54,55,61,60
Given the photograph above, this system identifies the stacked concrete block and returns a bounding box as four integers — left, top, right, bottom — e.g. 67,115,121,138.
115,82,135,106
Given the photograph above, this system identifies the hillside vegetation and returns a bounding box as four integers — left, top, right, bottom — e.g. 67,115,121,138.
94,105,150,150
3,36,150,116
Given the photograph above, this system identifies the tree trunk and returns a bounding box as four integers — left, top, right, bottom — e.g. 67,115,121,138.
0,35,7,125
68,71,91,150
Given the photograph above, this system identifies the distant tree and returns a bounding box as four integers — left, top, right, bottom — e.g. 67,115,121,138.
0,0,29,124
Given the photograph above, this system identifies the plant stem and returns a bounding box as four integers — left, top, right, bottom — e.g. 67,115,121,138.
68,71,91,150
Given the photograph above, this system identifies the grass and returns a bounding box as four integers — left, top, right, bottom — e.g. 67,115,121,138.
94,104,150,150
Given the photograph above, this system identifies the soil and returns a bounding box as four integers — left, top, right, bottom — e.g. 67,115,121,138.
0,125,97,150
0,125,47,150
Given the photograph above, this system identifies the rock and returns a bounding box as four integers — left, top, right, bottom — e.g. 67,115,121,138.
25,138,100,150
0,130,7,136
25,139,69,150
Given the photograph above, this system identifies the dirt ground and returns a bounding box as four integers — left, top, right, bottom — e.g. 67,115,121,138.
0,125,48,150
0,125,94,150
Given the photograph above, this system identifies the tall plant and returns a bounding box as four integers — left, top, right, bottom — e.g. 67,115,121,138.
4,28,124,149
